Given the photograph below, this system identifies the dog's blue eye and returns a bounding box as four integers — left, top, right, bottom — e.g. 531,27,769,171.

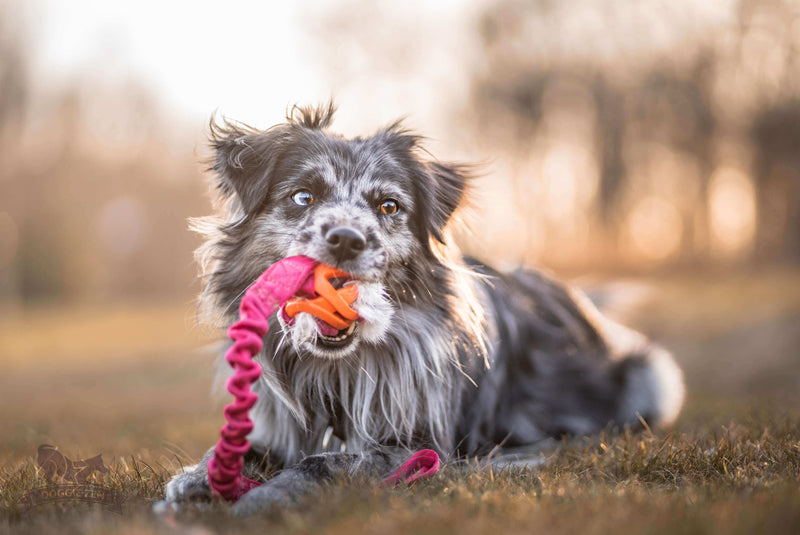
379,199,399,215
292,190,315,206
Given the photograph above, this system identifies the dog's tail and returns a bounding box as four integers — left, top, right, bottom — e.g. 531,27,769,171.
569,284,685,427
614,345,685,427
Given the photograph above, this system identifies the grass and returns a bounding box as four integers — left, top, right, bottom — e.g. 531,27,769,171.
2,411,798,534
1,270,799,533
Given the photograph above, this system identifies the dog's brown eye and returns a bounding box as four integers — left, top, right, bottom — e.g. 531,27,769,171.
379,199,399,215
292,190,315,206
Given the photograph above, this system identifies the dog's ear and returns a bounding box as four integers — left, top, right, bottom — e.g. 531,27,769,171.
379,121,470,245
422,161,470,244
208,118,292,215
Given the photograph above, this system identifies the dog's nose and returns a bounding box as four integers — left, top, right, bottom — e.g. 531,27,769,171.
325,226,366,261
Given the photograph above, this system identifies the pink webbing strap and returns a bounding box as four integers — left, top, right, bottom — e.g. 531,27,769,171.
381,449,440,486
207,256,440,502
207,256,317,501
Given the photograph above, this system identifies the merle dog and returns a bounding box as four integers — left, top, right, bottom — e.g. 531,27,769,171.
160,104,684,515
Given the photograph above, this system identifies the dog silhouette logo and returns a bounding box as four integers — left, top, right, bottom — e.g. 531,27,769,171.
18,444,122,514
17,444,125,514
37,444,109,484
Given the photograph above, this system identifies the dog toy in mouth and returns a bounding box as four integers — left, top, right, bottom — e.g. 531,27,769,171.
206,256,439,502
284,263,359,332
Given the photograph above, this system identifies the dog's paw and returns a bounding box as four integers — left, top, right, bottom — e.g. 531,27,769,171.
163,464,212,503
230,482,307,516
229,469,318,516
229,486,286,516
153,464,216,517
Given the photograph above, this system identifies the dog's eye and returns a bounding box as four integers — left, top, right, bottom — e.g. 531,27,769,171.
379,199,399,215
292,190,315,206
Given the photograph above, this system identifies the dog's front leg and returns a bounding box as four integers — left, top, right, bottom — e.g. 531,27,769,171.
230,450,401,516
160,447,215,504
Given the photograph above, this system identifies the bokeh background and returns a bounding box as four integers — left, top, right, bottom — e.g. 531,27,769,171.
0,0,798,464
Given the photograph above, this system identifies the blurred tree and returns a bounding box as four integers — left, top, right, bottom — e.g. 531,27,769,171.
0,7,207,305
750,101,800,264
0,0,30,303
590,74,625,228
630,55,716,261
467,0,800,268
0,0,28,141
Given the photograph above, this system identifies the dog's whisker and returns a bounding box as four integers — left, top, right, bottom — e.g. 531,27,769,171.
220,279,258,318
359,366,376,385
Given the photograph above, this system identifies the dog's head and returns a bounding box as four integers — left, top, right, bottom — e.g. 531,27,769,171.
199,104,470,359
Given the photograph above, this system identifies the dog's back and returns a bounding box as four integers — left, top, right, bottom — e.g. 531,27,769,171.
455,258,684,456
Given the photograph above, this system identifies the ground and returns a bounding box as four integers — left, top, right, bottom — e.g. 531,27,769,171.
1,269,798,534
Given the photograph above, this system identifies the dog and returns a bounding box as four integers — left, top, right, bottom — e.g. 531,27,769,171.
160,103,684,515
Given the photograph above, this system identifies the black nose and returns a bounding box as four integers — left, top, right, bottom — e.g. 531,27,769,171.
325,226,366,261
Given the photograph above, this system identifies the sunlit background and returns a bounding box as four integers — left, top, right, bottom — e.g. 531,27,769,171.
2,0,799,307
1,0,799,462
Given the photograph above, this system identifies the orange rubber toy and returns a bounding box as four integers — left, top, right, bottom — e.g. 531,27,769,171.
284,264,358,330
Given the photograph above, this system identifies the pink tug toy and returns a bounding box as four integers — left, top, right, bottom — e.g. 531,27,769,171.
206,255,440,502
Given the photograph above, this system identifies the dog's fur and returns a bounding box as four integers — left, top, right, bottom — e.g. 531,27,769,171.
161,104,684,515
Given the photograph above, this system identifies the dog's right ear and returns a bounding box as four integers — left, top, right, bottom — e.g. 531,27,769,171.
208,117,292,215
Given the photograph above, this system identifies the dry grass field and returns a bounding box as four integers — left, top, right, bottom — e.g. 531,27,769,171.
1,270,799,534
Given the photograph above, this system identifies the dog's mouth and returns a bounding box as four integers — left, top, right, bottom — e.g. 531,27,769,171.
315,277,358,347
279,274,393,358
317,320,358,347
280,273,362,355
328,276,350,290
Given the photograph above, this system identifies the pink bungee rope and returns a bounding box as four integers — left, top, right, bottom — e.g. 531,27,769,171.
207,255,439,502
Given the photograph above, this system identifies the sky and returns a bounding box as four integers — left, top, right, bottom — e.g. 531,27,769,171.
33,1,313,123
26,0,484,140
24,0,735,142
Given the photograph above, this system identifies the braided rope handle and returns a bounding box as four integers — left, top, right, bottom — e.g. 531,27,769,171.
206,256,439,502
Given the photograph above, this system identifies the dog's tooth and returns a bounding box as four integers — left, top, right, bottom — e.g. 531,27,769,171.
318,322,357,345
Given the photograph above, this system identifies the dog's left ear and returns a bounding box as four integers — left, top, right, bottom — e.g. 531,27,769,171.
422,162,470,244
